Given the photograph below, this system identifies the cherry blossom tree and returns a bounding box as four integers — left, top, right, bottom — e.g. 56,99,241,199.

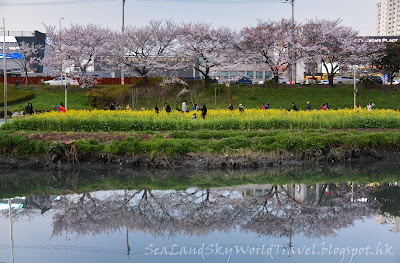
240,19,303,83
43,24,112,88
301,19,385,86
178,22,240,88
107,20,184,87
7,42,43,86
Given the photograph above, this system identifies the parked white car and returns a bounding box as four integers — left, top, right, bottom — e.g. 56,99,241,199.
278,78,290,84
386,79,400,85
258,78,289,84
332,76,359,85
44,77,79,85
304,79,316,85
318,80,329,85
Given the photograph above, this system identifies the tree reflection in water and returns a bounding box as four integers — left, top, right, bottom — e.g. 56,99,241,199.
40,182,385,240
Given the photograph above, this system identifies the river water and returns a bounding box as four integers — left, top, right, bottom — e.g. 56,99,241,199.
0,164,399,263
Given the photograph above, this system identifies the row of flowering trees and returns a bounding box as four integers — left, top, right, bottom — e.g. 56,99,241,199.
41,18,385,87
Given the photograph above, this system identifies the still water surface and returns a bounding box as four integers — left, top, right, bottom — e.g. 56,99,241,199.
0,165,399,263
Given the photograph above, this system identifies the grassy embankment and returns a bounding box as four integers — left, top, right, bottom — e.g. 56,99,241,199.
1,84,92,111
2,82,400,111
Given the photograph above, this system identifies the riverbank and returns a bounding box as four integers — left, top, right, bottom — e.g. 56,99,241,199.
1,161,400,199
1,129,400,169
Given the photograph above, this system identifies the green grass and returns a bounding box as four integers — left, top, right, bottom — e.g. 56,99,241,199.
1,84,92,111
216,85,400,110
0,85,34,107
2,82,400,112
10,90,93,111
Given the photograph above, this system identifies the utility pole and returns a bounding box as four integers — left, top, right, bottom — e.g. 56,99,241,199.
121,0,125,85
283,0,295,84
9,199,14,263
122,0,125,31
59,17,67,110
2,18,7,123
291,0,295,84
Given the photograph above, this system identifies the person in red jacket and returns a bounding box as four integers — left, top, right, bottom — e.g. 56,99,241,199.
53,102,66,113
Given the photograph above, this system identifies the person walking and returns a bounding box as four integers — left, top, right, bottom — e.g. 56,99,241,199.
306,101,311,110
366,103,374,111
355,103,361,112
164,103,171,113
25,103,33,116
182,100,188,113
201,104,207,119
292,102,298,111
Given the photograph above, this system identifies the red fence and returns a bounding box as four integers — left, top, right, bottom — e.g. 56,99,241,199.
3,76,143,86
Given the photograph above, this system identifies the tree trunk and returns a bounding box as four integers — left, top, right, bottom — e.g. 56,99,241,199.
328,74,334,86
139,74,147,87
204,74,210,89
24,70,29,86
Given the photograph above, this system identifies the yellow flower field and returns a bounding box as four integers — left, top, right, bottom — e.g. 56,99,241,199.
3,108,400,131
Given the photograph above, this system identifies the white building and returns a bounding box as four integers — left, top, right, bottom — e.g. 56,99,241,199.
376,0,400,36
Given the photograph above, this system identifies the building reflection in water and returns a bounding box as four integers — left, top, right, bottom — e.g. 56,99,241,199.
1,181,399,258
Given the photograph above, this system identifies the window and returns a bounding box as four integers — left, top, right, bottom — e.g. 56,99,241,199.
255,189,263,197
238,71,245,77
246,71,254,79
265,71,273,79
256,71,263,79
246,189,254,197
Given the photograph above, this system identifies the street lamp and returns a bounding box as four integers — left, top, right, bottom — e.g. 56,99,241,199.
353,65,358,109
59,17,67,110
121,0,126,85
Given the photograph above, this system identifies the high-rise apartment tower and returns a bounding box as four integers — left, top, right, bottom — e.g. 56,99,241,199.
377,0,400,36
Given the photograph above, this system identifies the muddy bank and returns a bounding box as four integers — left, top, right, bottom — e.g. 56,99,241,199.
1,150,400,170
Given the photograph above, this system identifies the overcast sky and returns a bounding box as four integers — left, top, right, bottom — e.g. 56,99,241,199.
0,0,380,36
